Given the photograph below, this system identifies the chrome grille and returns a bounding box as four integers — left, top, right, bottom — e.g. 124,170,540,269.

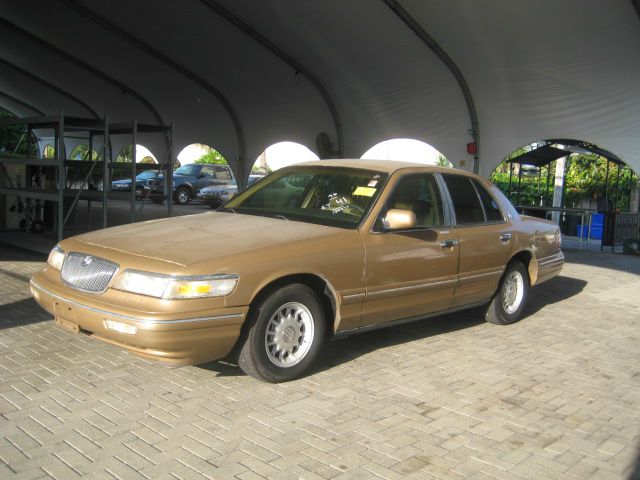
61,252,119,293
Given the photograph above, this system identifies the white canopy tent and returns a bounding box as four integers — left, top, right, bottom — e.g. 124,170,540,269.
1,0,639,180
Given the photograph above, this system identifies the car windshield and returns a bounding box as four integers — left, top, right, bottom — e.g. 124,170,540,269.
222,166,387,228
136,171,156,180
174,165,199,176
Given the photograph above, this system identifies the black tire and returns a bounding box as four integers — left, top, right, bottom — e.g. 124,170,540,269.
485,261,529,325
30,220,45,234
238,284,326,382
174,187,191,205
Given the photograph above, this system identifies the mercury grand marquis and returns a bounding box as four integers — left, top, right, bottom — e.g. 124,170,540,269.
30,160,564,382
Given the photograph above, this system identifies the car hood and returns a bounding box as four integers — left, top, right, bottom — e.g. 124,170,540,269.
69,212,343,268
112,179,132,185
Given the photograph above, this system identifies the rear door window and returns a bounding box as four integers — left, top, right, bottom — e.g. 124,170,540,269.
442,174,485,225
200,166,215,178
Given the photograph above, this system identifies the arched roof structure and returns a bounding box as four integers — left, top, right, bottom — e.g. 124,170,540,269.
1,0,639,178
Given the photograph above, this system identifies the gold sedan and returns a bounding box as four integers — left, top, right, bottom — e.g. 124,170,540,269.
30,160,563,382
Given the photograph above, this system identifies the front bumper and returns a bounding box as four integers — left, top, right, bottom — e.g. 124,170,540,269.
197,192,226,205
30,274,248,366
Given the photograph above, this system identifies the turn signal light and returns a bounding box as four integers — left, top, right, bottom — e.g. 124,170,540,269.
104,320,137,335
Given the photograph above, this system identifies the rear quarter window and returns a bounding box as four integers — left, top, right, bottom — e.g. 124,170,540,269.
473,180,504,222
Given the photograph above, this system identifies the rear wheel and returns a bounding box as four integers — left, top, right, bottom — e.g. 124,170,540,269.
485,261,529,325
174,187,190,205
238,284,325,382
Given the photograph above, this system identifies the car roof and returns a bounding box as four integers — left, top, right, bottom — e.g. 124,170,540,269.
287,159,463,175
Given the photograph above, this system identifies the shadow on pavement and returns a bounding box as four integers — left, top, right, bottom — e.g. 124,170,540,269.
629,450,640,480
521,275,587,317
200,274,587,378
0,298,51,330
0,243,48,262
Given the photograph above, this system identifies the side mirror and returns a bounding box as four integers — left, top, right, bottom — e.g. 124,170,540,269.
383,209,417,230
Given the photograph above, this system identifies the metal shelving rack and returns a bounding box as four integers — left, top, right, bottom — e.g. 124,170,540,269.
0,113,173,241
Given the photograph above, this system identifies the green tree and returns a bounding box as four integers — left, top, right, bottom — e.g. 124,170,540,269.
436,154,453,168
490,152,636,211
42,144,56,159
116,145,133,162
0,107,39,157
195,149,227,165
69,144,100,161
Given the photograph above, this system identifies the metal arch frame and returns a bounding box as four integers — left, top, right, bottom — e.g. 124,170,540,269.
631,0,640,19
58,0,246,170
0,91,45,116
0,17,166,133
198,0,344,157
382,0,480,173
0,57,99,118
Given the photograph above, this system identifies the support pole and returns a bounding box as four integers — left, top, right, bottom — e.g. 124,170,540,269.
130,118,137,223
88,132,93,229
601,159,611,253
167,122,174,218
629,175,639,214
537,166,542,205
517,163,523,206
57,112,65,241
551,157,566,225
604,159,610,211
102,115,109,228
613,164,621,211
545,162,552,207
508,162,513,200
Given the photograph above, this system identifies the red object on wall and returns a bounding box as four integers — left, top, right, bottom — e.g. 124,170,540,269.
466,142,477,155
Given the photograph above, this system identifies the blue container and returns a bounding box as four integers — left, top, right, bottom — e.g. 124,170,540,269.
590,213,604,240
576,225,589,238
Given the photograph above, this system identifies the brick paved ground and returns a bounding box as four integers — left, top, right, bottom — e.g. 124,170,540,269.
1,244,639,480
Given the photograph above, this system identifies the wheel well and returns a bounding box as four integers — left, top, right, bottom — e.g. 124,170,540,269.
509,250,533,283
175,184,192,195
247,274,337,336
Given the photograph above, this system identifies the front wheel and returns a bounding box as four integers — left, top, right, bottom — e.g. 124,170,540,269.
485,261,529,325
238,284,326,382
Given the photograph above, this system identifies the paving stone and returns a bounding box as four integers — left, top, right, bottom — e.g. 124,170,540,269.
1,245,640,480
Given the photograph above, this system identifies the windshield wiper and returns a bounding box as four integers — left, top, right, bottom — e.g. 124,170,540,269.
274,214,289,221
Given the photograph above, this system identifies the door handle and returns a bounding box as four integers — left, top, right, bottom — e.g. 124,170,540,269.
500,233,512,242
440,239,459,248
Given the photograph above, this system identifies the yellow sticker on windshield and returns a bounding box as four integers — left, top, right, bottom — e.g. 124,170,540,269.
353,186,376,197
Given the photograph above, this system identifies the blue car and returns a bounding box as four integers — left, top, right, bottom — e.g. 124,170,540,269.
111,170,161,199
148,164,236,205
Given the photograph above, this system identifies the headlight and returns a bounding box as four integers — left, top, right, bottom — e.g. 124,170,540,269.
112,270,238,299
47,245,65,270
